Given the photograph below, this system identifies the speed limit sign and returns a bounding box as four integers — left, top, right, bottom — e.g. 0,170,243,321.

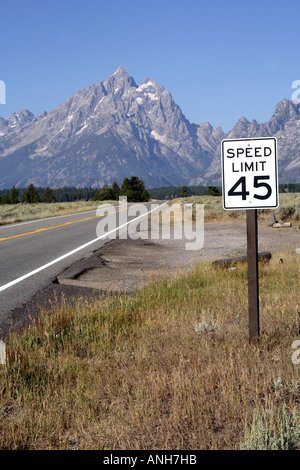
221,137,278,210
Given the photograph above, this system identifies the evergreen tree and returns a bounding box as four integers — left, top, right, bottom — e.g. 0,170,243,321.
111,181,120,200
22,184,40,203
1,192,9,205
10,186,19,204
180,186,189,198
121,176,150,202
100,184,115,201
206,186,221,196
43,187,56,203
92,189,102,201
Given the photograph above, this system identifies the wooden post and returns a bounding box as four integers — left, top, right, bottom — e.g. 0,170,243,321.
246,209,260,341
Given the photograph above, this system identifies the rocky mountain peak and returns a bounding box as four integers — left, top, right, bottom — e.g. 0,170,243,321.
197,122,213,132
268,97,300,131
104,66,137,95
226,116,251,138
138,77,159,89
113,65,127,76
9,109,36,125
0,109,36,136
0,68,299,188
213,126,225,137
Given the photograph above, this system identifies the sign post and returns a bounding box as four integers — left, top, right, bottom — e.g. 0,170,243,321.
246,209,259,340
221,137,278,342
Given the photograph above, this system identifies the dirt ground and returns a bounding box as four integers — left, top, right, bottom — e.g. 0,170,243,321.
58,221,300,293
4,221,299,338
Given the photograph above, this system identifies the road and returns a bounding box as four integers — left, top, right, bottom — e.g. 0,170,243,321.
0,201,166,336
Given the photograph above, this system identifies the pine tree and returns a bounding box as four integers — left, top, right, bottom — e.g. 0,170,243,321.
121,176,150,202
10,186,19,204
1,192,9,205
92,189,102,201
22,184,40,204
112,181,120,200
206,186,221,196
180,186,189,198
100,184,114,201
43,187,55,203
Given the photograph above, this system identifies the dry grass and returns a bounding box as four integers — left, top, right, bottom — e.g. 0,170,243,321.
1,193,299,227
179,192,300,224
0,200,118,226
0,251,299,449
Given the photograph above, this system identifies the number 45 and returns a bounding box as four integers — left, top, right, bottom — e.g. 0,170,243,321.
228,176,272,200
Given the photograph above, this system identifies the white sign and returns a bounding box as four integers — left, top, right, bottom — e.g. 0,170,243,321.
221,137,278,210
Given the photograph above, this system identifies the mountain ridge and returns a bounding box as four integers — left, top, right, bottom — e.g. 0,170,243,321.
0,67,299,189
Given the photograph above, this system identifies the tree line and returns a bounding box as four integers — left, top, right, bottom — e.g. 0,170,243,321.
0,177,150,204
279,183,300,193
148,183,300,199
92,177,150,203
148,185,221,199
0,180,299,205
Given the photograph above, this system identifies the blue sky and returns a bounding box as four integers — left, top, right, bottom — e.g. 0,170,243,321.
0,0,299,132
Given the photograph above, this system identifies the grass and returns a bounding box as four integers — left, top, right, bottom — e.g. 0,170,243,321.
179,192,300,223
0,200,118,226
1,193,299,227
0,251,299,449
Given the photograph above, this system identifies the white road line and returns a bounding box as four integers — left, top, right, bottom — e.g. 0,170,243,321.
0,201,167,292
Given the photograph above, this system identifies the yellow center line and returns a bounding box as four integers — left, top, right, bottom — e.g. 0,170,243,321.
0,202,152,243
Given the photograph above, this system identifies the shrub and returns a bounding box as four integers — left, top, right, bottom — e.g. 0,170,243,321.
278,205,295,221
240,405,300,450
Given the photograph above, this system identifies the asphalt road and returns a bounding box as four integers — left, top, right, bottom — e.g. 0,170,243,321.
0,201,166,335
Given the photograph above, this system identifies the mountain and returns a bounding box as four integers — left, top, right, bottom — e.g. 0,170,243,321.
0,66,299,189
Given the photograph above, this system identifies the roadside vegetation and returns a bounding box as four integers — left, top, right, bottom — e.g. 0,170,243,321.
0,250,299,449
180,192,300,224
0,177,150,226
1,189,299,227
0,200,109,226
148,183,300,200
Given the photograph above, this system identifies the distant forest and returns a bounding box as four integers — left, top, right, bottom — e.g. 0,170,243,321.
150,183,300,199
0,186,96,204
0,182,299,204
149,185,209,199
